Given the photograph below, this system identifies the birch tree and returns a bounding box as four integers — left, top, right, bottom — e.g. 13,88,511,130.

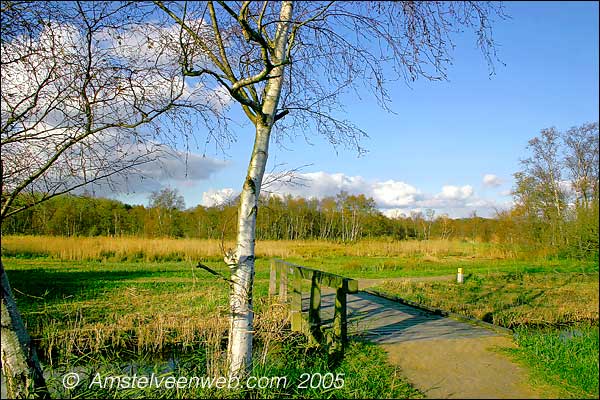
155,0,505,376
514,128,566,246
512,122,599,256
0,1,224,397
563,122,599,208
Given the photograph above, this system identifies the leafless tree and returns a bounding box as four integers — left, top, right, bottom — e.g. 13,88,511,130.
0,1,226,397
515,127,566,245
438,213,454,240
563,122,599,208
155,0,506,376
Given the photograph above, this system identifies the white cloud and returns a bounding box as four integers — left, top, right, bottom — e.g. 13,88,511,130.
201,188,237,207
372,180,421,207
483,174,502,187
252,171,505,217
381,209,408,219
559,180,575,194
263,172,422,208
2,17,231,203
138,151,229,182
263,171,366,199
438,185,474,200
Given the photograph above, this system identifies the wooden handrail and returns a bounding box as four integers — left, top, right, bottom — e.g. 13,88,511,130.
269,259,358,354
270,259,358,292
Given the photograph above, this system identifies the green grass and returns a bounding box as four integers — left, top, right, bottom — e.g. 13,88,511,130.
43,336,421,399
4,246,598,398
3,257,421,398
281,255,598,279
504,324,599,399
373,269,599,327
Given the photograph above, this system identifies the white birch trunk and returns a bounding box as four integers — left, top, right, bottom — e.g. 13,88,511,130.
1,261,48,399
227,1,293,376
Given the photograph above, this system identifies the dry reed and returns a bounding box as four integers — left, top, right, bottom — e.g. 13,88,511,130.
2,235,513,261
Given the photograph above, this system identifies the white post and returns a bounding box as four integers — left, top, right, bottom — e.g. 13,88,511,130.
457,267,464,283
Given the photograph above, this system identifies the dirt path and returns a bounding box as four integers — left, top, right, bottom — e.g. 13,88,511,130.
316,289,555,398
382,336,551,399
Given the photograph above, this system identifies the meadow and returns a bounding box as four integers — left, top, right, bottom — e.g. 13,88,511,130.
1,235,598,398
1,235,516,261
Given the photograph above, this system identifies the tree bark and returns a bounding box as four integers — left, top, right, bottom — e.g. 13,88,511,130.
1,260,49,399
227,1,293,376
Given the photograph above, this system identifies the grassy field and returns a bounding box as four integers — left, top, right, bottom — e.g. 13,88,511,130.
506,325,599,399
2,256,421,398
374,270,599,328
1,235,517,261
4,257,421,398
1,235,598,398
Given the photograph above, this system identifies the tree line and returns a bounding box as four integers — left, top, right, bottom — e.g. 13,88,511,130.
2,188,497,242
4,123,597,262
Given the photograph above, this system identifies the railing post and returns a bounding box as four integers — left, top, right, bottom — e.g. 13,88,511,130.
270,259,356,355
308,270,322,342
290,266,303,332
332,279,348,353
278,262,288,303
269,259,277,297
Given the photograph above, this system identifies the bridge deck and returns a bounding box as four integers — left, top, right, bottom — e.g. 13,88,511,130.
298,284,545,398
303,289,497,343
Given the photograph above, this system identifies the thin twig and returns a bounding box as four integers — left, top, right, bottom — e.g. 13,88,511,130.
196,262,233,285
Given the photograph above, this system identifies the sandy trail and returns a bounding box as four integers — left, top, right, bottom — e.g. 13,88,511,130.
315,286,556,398
382,336,553,399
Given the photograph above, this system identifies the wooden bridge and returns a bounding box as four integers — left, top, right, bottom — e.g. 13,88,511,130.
269,259,507,353
269,259,549,398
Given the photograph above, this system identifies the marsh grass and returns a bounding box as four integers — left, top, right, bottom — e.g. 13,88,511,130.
4,256,421,398
2,235,515,262
38,297,421,399
504,324,599,399
374,270,599,328
3,236,596,398
5,259,231,362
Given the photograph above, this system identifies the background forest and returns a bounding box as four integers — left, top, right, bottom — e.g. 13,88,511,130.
4,122,598,261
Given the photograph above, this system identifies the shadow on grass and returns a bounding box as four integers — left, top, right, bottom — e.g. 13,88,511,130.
4,268,162,307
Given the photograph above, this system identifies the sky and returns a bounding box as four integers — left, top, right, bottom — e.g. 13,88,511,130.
111,1,599,218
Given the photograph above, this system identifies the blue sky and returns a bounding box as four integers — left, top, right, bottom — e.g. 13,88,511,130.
114,1,599,218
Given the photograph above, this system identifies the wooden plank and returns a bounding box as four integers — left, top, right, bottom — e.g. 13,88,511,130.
346,278,358,294
272,259,358,291
332,279,348,352
270,258,359,353
308,270,322,342
278,261,287,302
269,259,277,297
290,267,302,331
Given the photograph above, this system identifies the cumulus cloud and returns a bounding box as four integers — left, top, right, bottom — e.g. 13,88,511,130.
483,174,502,187
214,171,506,218
201,188,237,207
372,180,421,207
558,180,575,194
3,15,232,205
438,185,474,200
263,171,423,208
138,151,229,182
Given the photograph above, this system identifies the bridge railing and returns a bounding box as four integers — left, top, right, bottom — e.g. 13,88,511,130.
269,259,358,353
